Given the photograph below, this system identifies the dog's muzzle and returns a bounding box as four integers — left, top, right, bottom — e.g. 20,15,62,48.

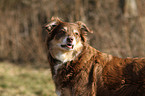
61,43,74,49
60,37,75,50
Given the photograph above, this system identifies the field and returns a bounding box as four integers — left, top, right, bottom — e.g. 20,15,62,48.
0,62,56,96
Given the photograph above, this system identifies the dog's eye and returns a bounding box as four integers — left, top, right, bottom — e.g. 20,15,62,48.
60,29,66,33
75,32,79,35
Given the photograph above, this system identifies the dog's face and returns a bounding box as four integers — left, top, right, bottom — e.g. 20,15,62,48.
49,23,83,51
44,17,93,62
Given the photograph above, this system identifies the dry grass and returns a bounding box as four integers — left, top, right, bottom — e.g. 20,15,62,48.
0,62,56,96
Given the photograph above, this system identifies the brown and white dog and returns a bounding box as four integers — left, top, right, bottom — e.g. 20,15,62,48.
44,17,145,96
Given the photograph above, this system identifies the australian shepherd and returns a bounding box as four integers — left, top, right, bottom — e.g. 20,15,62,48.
44,17,145,96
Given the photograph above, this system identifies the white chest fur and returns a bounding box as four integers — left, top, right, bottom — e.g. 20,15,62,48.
54,51,75,63
52,51,74,77
54,62,63,75
51,50,82,79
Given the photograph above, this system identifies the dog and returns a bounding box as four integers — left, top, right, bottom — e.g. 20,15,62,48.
44,17,145,96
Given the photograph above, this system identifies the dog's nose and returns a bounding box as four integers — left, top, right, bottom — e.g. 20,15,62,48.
67,37,73,42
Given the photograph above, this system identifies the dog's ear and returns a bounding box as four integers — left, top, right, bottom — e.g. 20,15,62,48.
76,21,93,42
44,17,61,33
76,21,93,34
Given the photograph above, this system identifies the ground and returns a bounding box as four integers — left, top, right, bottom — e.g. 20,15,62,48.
0,62,56,96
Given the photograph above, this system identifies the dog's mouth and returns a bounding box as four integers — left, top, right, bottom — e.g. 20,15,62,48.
61,43,74,49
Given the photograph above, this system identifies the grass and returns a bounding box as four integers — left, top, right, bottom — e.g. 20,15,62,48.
0,62,56,96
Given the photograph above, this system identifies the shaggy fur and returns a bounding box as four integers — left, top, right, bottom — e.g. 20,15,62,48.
44,17,145,96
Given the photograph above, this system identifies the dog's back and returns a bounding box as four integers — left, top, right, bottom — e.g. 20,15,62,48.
44,17,145,96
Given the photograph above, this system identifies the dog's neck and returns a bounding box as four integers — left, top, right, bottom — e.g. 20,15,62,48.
49,46,83,78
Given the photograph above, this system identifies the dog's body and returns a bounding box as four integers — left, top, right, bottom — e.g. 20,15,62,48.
44,17,145,96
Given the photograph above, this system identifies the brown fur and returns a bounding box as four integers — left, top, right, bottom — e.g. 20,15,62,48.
44,17,145,96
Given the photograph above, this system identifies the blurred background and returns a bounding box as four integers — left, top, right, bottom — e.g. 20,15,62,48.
0,0,145,95
0,0,145,63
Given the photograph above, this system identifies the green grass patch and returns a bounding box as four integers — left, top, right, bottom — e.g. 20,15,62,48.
0,62,56,96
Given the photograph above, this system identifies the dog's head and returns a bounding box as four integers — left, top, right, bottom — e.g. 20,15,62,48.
44,17,92,62
44,17,92,51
